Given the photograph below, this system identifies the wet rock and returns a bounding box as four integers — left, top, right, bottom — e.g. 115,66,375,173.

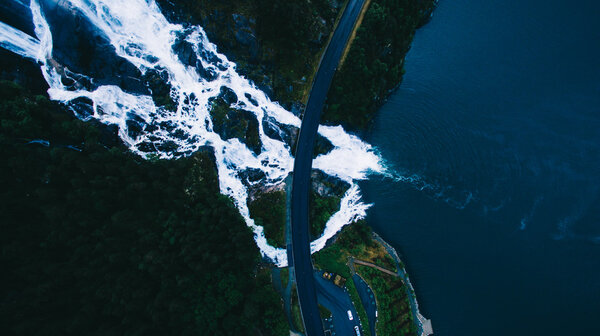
197,64,219,81
314,134,334,158
137,141,156,153
0,0,36,37
172,32,219,81
69,96,94,119
247,179,286,203
200,49,221,65
311,169,350,198
262,116,299,150
0,50,48,94
142,68,177,110
156,140,178,153
172,128,188,140
39,0,148,95
172,34,197,67
240,168,266,184
291,101,305,118
159,120,177,132
126,119,144,140
218,86,238,105
210,99,261,155
244,93,258,106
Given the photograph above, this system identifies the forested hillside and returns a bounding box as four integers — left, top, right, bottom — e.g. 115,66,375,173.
0,80,287,335
323,0,436,131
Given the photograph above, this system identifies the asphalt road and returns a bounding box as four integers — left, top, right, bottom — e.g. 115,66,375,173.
315,271,362,336
289,0,367,335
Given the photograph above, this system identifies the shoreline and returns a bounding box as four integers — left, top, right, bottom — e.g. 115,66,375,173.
372,232,433,336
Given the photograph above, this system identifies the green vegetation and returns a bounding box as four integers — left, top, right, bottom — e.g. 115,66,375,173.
318,304,332,319
310,191,341,239
313,221,377,274
313,222,379,336
323,0,436,131
357,266,417,336
314,221,418,336
291,285,305,333
248,190,287,248
346,279,373,336
375,251,398,272
157,0,344,106
280,267,290,288
0,81,288,335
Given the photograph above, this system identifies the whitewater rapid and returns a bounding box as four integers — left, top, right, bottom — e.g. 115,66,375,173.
0,0,386,266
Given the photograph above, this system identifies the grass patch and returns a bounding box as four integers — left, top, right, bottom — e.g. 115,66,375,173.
312,221,383,266
313,243,351,278
280,267,289,288
291,285,305,333
347,278,372,336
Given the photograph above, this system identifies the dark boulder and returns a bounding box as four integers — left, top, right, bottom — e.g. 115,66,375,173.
218,86,238,105
262,116,298,151
311,169,350,199
314,134,334,158
210,99,261,155
39,0,148,95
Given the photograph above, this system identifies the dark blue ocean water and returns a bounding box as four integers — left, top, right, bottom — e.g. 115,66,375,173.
362,0,600,334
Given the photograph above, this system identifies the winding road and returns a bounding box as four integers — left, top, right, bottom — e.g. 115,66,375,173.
289,0,367,335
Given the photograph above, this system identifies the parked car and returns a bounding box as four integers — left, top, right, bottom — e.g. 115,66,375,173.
347,310,353,320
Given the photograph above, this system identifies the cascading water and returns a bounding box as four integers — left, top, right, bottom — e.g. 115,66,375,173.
0,0,386,266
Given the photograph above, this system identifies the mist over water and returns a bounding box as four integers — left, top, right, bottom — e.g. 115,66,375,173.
364,0,600,334
0,0,388,266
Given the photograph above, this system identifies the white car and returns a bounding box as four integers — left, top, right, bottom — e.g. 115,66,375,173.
354,326,361,336
347,310,353,320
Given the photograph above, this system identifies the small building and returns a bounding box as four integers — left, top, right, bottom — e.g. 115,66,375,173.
333,274,346,288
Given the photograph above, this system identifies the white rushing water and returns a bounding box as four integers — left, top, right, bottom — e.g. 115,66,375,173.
1,0,386,266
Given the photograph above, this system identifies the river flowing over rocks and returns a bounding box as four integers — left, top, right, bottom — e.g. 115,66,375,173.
0,0,387,266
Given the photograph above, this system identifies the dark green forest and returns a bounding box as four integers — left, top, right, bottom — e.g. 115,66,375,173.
323,0,436,131
0,81,287,335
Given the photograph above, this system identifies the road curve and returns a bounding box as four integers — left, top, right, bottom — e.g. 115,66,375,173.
289,0,367,335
